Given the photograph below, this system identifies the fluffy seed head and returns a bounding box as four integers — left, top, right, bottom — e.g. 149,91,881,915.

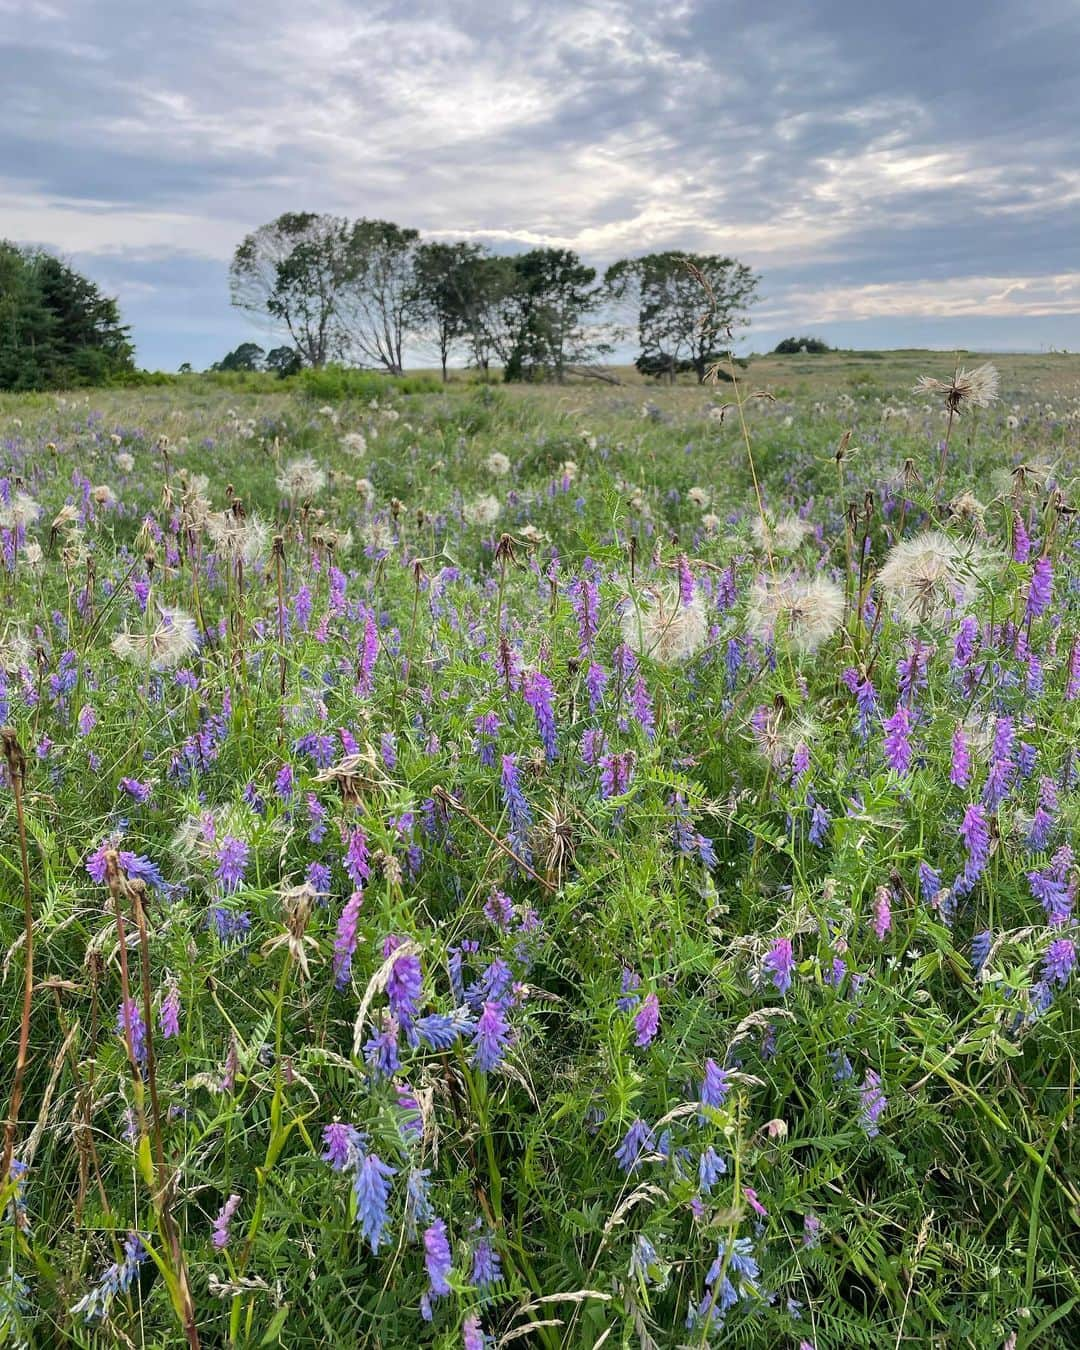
746,573,844,654
621,585,708,665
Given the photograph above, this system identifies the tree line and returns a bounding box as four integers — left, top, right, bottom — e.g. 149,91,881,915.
0,242,134,390
229,213,760,382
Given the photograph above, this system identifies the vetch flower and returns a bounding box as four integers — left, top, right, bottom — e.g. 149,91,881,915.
859,1070,887,1137
633,992,660,1047
471,1000,511,1072
763,937,795,994
212,1195,241,1251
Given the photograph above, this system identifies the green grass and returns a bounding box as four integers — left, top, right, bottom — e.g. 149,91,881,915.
0,355,1079,1347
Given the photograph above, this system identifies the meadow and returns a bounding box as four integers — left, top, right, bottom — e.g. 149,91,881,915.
1,350,1080,1348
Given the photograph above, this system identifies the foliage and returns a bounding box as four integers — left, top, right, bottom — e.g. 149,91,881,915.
774,337,833,354
211,342,266,372
605,251,759,382
229,212,359,368
1,367,1079,1347
0,241,134,390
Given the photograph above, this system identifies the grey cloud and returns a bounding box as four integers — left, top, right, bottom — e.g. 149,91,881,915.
5,0,1079,366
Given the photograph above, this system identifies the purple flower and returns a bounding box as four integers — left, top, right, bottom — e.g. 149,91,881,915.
809,801,830,847
599,750,634,800
417,1009,474,1050
119,777,152,804
699,1058,729,1113
463,1313,487,1350
950,725,970,788
322,1122,363,1172
387,952,423,1042
882,705,912,776
1043,938,1076,986
159,981,181,1039
616,967,641,1012
354,1151,396,1253
858,1070,887,1138
1013,514,1032,563
275,762,294,802
678,554,695,605
332,892,363,989
344,828,369,888
471,1000,511,1072
803,1213,822,1249
1026,556,1053,619
763,937,795,995
358,615,378,694
364,1014,401,1078
215,836,249,893
500,754,532,861
615,1118,655,1174
212,1194,241,1250
634,992,659,1047
873,888,892,940
953,615,978,669
971,929,992,974
483,889,514,929
958,803,990,891
470,1237,502,1289
630,677,655,740
523,670,557,761
210,906,250,946
571,573,600,657
1028,848,1074,927
117,998,147,1071
585,661,608,712
842,667,878,740
423,1218,453,1297
698,1145,726,1193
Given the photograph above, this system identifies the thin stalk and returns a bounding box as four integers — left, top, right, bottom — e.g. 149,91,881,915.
1,729,32,1185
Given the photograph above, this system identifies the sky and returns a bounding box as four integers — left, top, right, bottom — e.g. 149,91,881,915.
4,0,1080,370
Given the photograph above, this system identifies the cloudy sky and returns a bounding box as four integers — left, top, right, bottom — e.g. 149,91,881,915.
5,0,1080,369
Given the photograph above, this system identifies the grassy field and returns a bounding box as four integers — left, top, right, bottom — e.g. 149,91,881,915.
1,352,1079,1347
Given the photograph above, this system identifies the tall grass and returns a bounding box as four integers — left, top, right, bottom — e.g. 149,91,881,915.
1,366,1079,1347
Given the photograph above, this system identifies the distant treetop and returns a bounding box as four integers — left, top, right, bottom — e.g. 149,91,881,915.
0,242,134,390
773,336,832,354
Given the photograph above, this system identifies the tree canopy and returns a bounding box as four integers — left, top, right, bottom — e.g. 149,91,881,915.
228,216,757,382
0,243,134,390
605,252,759,382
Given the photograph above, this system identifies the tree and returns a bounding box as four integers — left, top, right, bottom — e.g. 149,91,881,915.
412,241,487,381
265,346,302,377
773,336,831,354
211,342,265,372
178,362,193,375
229,213,358,368
605,252,759,383
484,249,604,383
338,220,422,375
456,254,520,375
0,242,133,390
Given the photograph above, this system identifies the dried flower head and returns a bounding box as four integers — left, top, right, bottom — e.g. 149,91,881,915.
621,585,708,664
463,494,502,527
746,573,844,654
205,511,270,565
111,605,199,670
0,492,42,530
751,512,813,555
876,531,982,626
914,363,999,413
947,491,987,535
485,452,511,478
277,457,327,499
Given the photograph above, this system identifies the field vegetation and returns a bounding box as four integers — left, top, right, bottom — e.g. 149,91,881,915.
1,351,1080,1346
